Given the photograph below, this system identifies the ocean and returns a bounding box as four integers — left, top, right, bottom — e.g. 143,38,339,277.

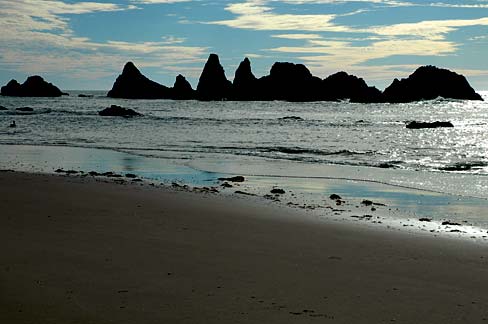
1,91,488,235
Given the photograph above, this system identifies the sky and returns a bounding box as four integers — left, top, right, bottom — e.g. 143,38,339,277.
0,0,487,90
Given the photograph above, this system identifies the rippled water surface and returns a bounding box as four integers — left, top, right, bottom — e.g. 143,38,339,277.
1,90,487,197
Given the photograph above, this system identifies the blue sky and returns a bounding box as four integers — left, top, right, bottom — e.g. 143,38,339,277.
0,0,487,90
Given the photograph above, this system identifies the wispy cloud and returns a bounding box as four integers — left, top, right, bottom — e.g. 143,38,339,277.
272,33,323,39
130,0,192,3
207,0,352,32
368,17,488,40
272,0,412,5
428,2,488,9
0,0,207,80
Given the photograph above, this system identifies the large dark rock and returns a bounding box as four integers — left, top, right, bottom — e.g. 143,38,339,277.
1,76,64,97
232,57,259,100
98,105,142,117
405,121,454,129
0,105,7,111
323,72,384,103
383,66,483,103
258,62,322,101
172,74,195,100
107,62,171,99
196,54,232,101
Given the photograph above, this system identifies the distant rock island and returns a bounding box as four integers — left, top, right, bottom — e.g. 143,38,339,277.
383,66,483,102
107,62,195,100
1,76,66,97
107,54,483,103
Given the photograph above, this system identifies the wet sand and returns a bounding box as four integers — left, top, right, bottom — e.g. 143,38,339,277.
1,171,488,323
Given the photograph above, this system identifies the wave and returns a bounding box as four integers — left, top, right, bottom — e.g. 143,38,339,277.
50,109,98,116
439,161,488,172
263,146,377,156
1,108,52,115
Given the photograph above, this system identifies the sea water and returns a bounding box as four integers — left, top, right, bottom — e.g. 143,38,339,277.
1,91,488,233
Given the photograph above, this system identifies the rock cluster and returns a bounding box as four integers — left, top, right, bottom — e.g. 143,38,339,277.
107,62,195,100
1,76,65,97
104,54,483,103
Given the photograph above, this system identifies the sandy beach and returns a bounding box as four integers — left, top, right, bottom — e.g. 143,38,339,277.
1,171,488,324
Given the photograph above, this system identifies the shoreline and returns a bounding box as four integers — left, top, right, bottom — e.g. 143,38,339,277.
1,144,488,240
1,171,488,323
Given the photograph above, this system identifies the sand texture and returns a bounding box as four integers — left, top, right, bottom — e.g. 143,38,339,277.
1,172,488,323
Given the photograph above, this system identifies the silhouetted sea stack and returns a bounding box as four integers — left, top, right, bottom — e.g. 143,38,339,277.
108,62,171,99
1,76,65,97
172,74,195,100
383,66,483,102
259,62,322,101
196,54,232,101
323,72,384,103
232,57,258,101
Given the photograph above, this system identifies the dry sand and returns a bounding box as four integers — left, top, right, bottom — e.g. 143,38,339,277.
1,171,488,323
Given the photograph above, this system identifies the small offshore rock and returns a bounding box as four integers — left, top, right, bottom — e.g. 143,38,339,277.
329,194,342,200
218,176,245,182
221,182,233,188
270,188,285,194
406,121,454,129
419,218,432,222
125,173,137,178
98,105,142,117
0,106,7,111
361,199,373,206
235,190,256,196
16,107,34,112
442,221,461,226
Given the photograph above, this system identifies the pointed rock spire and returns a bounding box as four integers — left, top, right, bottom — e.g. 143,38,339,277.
122,61,141,76
172,74,195,100
196,54,232,101
233,57,259,100
107,61,171,99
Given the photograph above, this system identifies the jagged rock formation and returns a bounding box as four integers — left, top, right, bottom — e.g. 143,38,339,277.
258,62,322,101
383,66,483,102
232,57,258,100
196,54,232,101
107,62,171,99
104,56,482,103
1,76,65,97
172,74,195,100
232,62,383,102
323,72,384,103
